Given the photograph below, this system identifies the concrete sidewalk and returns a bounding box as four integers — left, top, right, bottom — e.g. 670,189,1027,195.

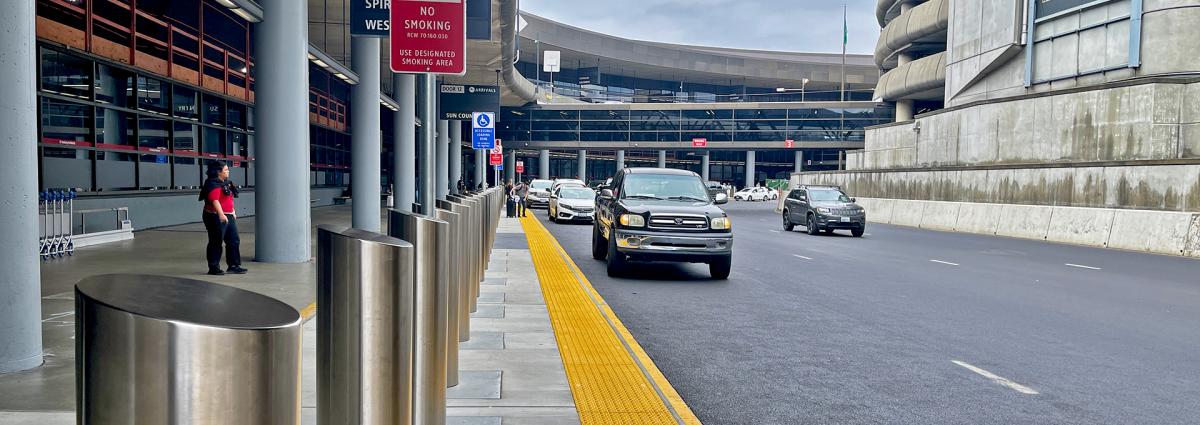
0,208,578,424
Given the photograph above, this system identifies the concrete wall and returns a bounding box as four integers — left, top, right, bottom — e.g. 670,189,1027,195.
842,197,1200,258
946,0,1200,106
74,187,347,231
854,80,1200,170
796,164,1200,212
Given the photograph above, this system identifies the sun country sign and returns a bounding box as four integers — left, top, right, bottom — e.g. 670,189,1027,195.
390,0,466,75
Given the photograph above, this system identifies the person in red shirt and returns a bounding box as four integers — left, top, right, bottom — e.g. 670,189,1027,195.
200,161,246,275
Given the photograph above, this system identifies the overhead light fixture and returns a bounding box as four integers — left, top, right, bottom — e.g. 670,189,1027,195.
313,60,328,68
307,53,317,60
776,87,787,92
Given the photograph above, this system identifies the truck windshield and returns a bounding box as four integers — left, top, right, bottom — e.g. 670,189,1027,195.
622,174,709,201
809,190,851,202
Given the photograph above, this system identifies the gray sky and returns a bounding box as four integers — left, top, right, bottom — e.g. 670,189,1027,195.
519,0,880,55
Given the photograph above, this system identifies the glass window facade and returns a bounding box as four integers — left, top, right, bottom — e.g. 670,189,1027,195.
499,105,894,144
36,46,256,192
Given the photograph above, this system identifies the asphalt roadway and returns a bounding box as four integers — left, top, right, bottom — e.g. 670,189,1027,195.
533,200,1200,424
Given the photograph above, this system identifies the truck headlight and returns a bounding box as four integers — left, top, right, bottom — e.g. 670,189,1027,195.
817,207,832,214
710,217,731,230
619,214,645,228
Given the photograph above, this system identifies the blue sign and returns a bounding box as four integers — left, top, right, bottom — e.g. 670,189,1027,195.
495,164,503,171
472,112,496,149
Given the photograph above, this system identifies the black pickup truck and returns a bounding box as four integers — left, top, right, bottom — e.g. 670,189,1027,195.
592,168,733,279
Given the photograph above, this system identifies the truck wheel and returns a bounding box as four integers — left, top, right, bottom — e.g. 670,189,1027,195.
709,256,732,280
807,215,819,236
782,211,794,232
852,227,865,238
592,224,608,260
606,235,626,277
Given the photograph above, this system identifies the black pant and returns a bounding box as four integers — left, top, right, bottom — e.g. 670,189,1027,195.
517,197,526,217
203,212,241,271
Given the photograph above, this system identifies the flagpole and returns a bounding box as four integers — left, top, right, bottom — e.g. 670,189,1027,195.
840,3,847,102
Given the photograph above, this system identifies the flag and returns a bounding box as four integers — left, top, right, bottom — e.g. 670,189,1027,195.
842,5,848,46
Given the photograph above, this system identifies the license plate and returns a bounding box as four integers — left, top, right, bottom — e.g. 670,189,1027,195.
840,217,851,222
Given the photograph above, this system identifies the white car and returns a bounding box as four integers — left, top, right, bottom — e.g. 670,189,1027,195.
525,179,554,208
548,185,597,223
734,187,775,201
551,178,586,193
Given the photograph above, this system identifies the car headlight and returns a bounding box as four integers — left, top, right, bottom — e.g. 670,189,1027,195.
817,207,832,214
710,217,731,230
619,214,645,228
560,204,574,211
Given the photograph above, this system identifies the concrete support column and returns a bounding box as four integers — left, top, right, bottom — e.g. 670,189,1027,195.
394,73,416,212
504,151,516,184
657,150,667,168
0,0,43,374
449,120,462,194
794,150,804,174
700,152,710,181
577,149,587,181
539,149,550,179
254,0,310,263
745,150,756,188
615,150,625,170
350,37,381,232
896,100,915,122
436,120,449,199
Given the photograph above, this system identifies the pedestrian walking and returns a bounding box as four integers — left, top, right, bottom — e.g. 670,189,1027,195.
200,160,246,276
457,179,467,194
516,181,529,217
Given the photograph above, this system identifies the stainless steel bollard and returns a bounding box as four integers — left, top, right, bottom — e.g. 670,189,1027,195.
76,275,301,425
387,209,449,425
438,199,473,341
316,226,415,425
448,194,482,314
433,206,462,387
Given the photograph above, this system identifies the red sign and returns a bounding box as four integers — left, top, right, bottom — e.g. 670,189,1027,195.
389,0,466,75
516,161,525,174
691,138,708,148
489,153,502,166
785,139,795,148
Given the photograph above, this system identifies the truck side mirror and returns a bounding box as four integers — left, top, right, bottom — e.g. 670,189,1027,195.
714,192,728,205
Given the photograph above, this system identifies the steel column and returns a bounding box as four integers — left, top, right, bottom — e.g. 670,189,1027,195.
745,150,756,188
351,37,382,231
436,120,450,200
394,73,417,213
657,150,666,168
539,149,550,179
700,152,710,181
615,150,625,171
418,75,436,214
449,120,463,194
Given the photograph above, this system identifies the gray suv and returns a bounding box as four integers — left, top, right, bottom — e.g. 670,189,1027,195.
782,186,866,237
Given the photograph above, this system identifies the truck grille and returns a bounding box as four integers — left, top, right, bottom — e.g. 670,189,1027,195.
648,215,708,230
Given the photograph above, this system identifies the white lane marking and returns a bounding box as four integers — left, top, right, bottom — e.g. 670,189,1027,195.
952,360,1039,395
1065,263,1101,270
793,254,813,260
930,260,960,266
769,230,781,233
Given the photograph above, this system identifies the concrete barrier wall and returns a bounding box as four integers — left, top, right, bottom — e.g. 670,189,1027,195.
795,163,1200,213
859,80,1200,170
845,197,1200,258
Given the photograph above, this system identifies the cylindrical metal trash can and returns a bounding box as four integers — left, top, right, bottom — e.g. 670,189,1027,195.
387,210,449,425
76,274,302,425
316,226,415,425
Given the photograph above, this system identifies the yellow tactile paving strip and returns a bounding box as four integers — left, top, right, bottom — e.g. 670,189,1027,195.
520,215,702,425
